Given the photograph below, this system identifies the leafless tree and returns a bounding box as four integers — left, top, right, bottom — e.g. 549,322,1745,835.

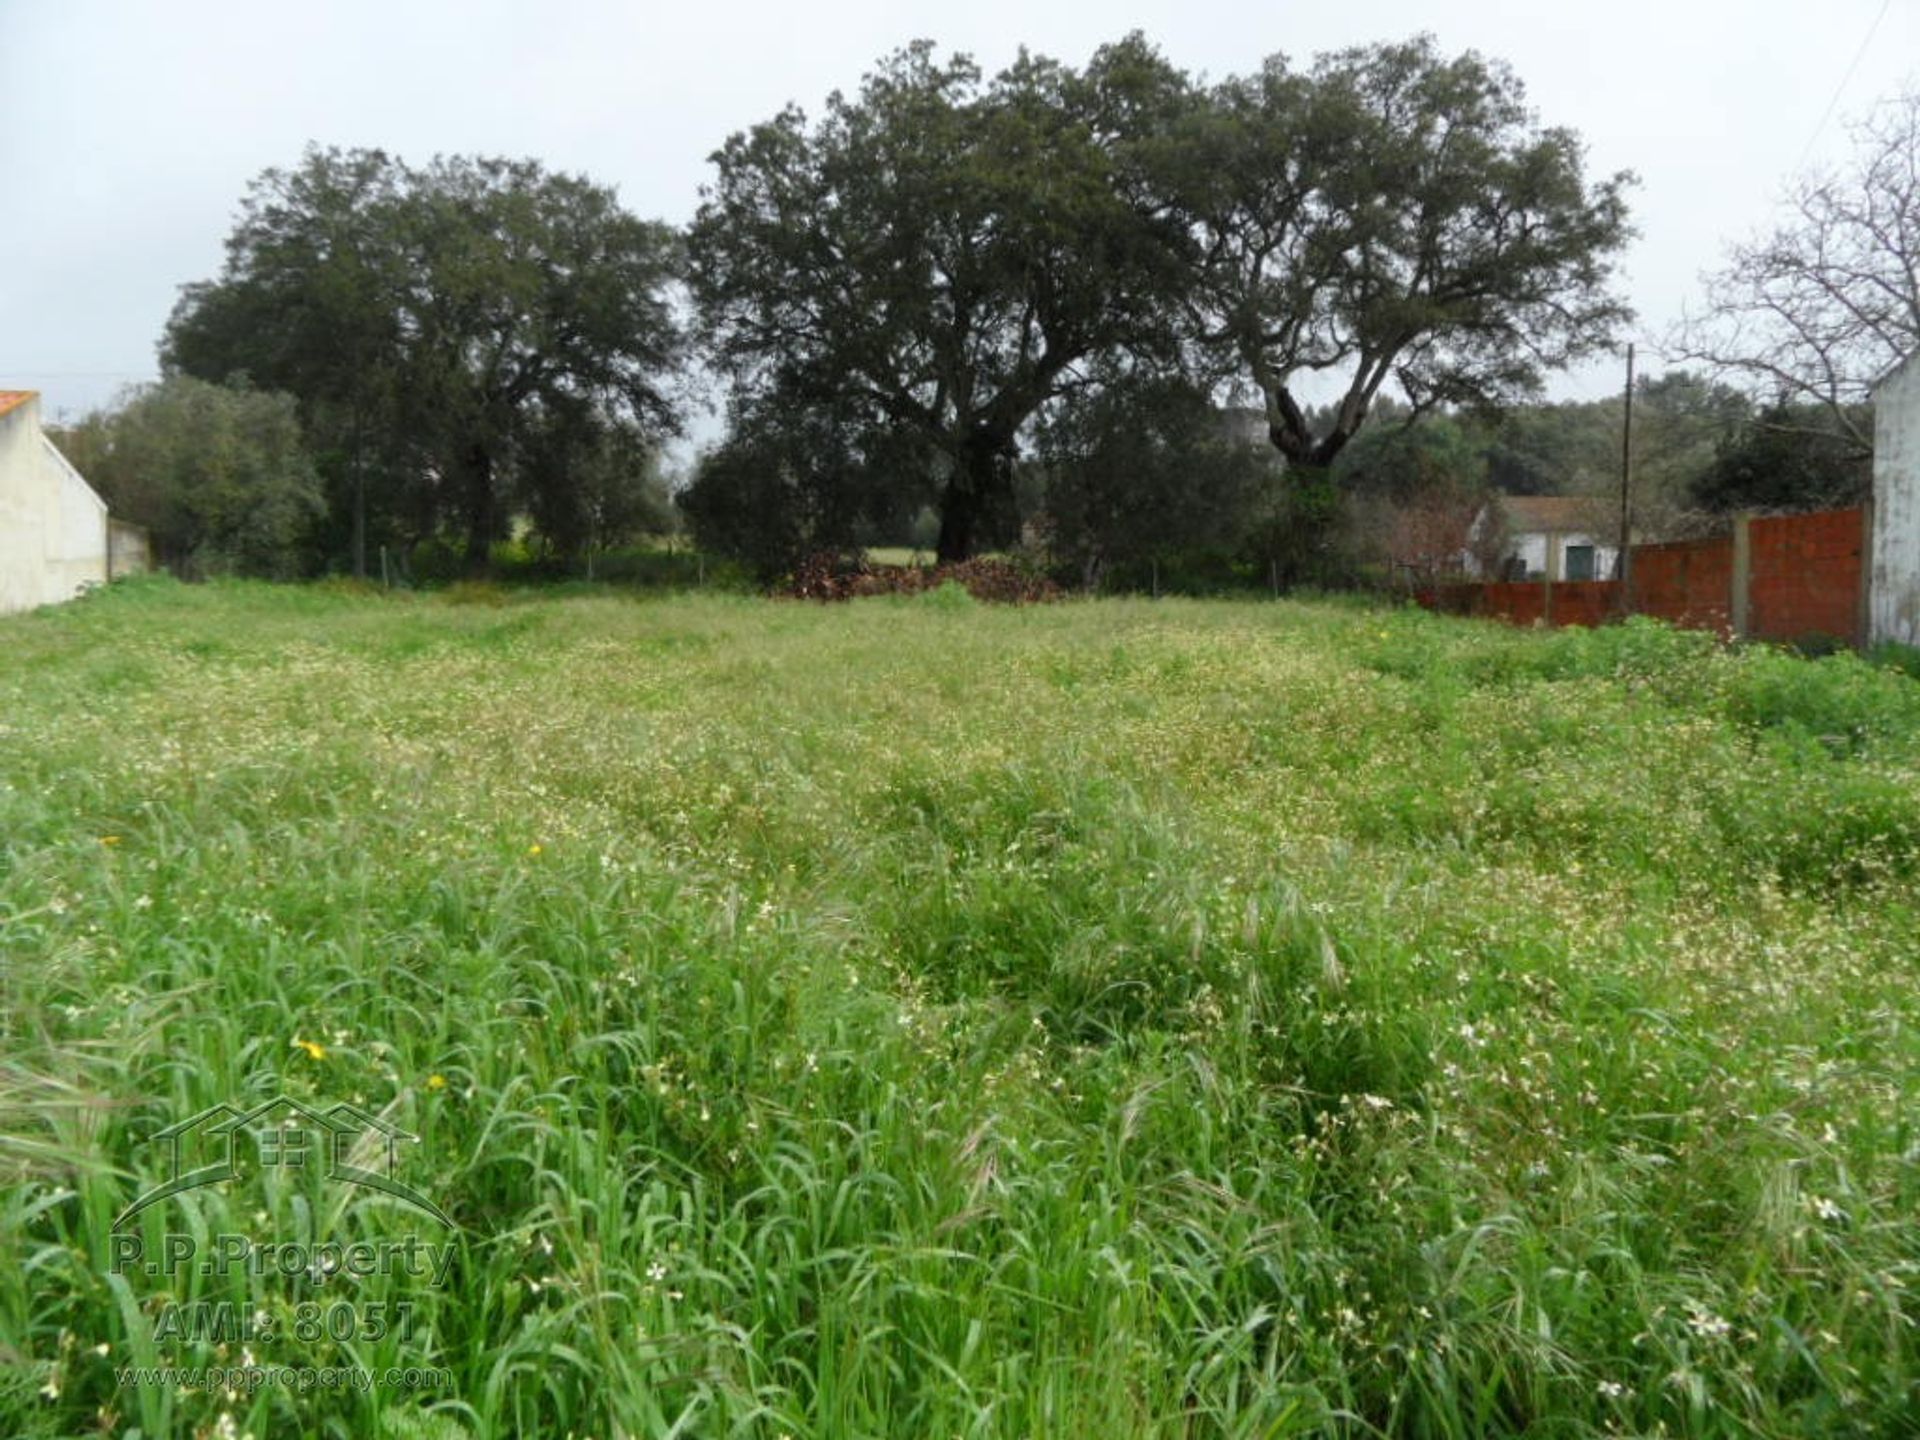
1672,86,1920,455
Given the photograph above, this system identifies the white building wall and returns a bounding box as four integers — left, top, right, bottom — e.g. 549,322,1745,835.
1510,531,1549,577
0,394,109,614
1477,530,1619,580
0,399,46,614
1870,354,1920,648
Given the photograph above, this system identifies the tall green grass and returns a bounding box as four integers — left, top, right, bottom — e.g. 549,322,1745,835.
2,576,1917,1436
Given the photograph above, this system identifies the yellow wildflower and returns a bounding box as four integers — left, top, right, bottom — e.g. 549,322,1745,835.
527,843,543,857
427,1074,447,1091
293,1038,326,1061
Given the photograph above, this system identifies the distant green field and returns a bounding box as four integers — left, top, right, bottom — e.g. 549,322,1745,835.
863,545,929,568
4,577,1919,1438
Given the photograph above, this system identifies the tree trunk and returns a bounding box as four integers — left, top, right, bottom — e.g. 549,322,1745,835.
352,461,369,581
935,483,979,564
1273,462,1342,588
461,442,496,576
350,416,367,580
1264,380,1361,471
935,427,1017,564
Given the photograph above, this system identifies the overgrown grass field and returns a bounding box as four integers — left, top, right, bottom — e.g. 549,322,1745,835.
4,578,1918,1438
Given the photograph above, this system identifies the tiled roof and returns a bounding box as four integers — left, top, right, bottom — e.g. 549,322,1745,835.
1497,494,1618,535
0,390,36,420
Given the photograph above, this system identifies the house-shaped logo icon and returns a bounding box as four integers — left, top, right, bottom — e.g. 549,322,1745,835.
115,1095,452,1230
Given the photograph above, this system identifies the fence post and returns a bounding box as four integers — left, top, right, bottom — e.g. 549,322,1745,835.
1857,499,1875,649
1617,522,1636,619
1542,528,1559,625
1730,512,1752,641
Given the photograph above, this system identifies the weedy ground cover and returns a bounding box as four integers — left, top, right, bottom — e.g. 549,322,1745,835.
2,576,1917,1437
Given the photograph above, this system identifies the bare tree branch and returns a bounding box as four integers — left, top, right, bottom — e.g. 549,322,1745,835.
1670,86,1920,456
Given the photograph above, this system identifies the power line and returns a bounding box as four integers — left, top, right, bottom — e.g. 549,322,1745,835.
1797,0,1895,170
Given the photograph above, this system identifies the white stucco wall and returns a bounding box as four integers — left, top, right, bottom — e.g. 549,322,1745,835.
1870,353,1920,648
1467,528,1619,580
0,394,109,614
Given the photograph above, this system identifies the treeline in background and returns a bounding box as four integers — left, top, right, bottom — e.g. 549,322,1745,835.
49,32,1908,596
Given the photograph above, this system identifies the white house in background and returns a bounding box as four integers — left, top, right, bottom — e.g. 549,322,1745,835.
0,390,110,615
1869,351,1920,647
1464,494,1624,582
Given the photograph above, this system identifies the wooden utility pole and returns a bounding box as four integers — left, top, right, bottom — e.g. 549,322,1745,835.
1617,343,1635,610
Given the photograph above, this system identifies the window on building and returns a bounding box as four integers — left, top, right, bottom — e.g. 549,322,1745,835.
1565,544,1596,581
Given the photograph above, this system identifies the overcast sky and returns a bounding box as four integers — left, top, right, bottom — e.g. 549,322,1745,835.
3,0,1916,428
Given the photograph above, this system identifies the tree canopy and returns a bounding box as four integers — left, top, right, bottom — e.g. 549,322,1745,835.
132,34,1656,589
52,377,323,578
679,390,930,580
688,36,1198,562
1033,375,1273,590
1182,36,1634,471
164,147,685,573
688,33,1634,567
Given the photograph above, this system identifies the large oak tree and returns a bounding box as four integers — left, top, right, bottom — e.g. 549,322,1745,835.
1181,37,1635,473
689,36,1196,562
691,35,1633,570
165,147,684,573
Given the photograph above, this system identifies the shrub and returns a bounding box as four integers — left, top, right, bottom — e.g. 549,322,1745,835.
1718,647,1920,754
786,552,1061,604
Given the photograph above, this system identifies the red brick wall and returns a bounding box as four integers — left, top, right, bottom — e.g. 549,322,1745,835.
1479,581,1546,625
1746,508,1865,645
1545,581,1615,628
1416,507,1867,647
1416,580,1615,627
1632,537,1733,638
